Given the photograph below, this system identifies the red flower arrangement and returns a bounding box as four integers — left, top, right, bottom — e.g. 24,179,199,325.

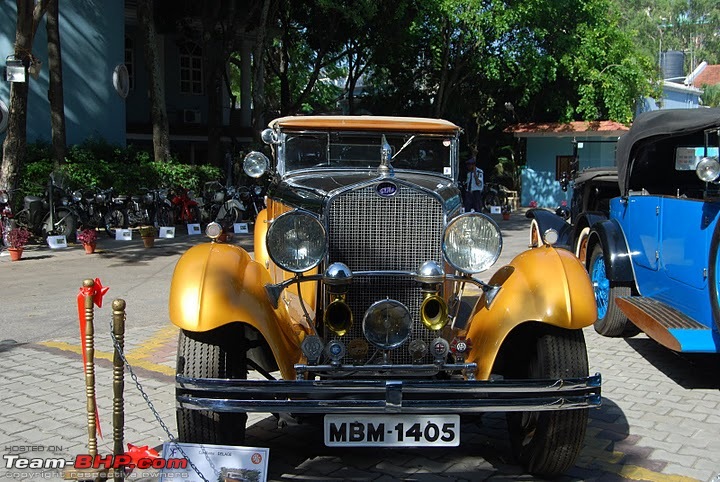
7,227,30,249
77,228,98,245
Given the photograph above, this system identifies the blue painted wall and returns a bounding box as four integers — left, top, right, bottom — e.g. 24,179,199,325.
0,0,125,146
520,136,618,208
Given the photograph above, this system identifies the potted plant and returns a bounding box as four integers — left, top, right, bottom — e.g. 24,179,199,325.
77,228,98,254
502,204,512,220
138,225,157,248
6,227,30,261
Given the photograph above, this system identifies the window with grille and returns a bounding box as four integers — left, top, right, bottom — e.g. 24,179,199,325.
179,42,203,95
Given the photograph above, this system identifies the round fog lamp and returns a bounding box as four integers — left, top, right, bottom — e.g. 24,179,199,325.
696,157,720,182
362,299,413,350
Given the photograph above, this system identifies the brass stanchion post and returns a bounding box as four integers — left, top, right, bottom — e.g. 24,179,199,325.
112,299,126,482
83,278,98,457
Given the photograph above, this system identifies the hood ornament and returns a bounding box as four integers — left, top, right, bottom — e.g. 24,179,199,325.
378,135,394,176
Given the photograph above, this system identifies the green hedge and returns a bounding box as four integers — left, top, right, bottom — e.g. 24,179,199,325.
19,140,222,199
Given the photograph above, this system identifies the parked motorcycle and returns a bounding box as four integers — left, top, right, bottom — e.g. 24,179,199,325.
237,182,266,222
105,189,129,236
170,187,201,225
215,184,248,227
15,173,78,241
122,189,154,228
481,182,508,213
196,181,227,224
147,187,174,227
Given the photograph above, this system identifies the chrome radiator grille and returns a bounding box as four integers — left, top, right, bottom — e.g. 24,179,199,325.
326,184,444,364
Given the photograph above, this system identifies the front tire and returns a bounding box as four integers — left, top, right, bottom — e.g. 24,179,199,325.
176,325,248,445
589,244,637,337
506,326,589,478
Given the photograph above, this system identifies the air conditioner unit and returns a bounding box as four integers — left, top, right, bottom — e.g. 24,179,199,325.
183,109,201,124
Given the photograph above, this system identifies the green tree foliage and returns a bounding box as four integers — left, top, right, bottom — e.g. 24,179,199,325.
611,0,720,70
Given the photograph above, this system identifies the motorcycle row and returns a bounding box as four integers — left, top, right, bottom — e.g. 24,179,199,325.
0,174,266,247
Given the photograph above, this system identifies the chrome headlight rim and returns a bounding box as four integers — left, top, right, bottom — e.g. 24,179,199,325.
266,209,327,273
0,191,9,204
442,212,502,274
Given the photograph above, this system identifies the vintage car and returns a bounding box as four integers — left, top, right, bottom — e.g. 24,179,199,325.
542,108,720,348
528,167,620,265
169,115,601,477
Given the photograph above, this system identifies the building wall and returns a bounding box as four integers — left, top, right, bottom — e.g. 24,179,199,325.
1,0,126,146
521,136,618,208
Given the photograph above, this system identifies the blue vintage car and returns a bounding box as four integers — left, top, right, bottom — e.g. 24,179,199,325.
533,109,720,352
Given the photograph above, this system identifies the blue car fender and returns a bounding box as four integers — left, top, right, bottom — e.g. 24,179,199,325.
587,218,634,282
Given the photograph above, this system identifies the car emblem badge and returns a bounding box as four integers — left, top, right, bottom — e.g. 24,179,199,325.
376,182,397,197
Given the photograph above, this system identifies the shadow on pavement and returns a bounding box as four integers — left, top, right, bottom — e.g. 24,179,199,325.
625,336,720,390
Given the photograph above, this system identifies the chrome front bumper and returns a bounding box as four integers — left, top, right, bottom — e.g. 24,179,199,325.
176,373,602,414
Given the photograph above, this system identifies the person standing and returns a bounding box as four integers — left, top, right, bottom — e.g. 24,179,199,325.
464,148,484,212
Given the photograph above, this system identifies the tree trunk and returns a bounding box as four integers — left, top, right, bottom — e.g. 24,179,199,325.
0,0,50,195
137,0,171,163
46,0,66,167
251,0,272,136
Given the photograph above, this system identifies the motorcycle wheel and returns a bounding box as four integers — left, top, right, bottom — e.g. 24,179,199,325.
104,209,127,237
219,206,242,226
157,206,174,227
42,209,78,241
190,206,201,224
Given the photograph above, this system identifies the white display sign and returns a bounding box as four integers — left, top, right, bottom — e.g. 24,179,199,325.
233,222,249,234
187,223,202,235
159,226,175,238
115,229,132,241
47,235,67,249
489,206,502,214
159,442,268,482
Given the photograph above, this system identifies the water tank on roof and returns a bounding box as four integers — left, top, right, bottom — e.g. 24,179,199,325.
661,50,685,81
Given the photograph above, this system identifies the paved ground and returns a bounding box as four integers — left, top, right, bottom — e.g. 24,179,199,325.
1,212,719,481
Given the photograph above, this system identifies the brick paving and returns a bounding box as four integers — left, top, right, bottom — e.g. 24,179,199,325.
0,212,719,481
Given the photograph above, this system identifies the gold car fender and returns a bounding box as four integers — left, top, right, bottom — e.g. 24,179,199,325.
253,208,269,269
169,242,302,379
463,245,597,380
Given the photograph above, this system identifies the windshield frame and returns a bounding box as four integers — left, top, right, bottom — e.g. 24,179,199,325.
276,129,459,180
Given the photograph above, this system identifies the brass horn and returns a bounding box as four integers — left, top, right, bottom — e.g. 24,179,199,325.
420,292,449,331
324,294,353,336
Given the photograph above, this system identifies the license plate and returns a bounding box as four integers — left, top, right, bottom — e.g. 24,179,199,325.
324,414,460,447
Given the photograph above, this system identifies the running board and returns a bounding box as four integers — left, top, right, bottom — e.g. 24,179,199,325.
615,297,710,352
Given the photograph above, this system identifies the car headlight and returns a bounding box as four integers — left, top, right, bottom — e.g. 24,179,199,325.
267,210,327,273
443,213,502,274
244,151,270,178
696,156,720,182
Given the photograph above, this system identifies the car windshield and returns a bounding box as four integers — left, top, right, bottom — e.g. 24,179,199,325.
282,132,454,176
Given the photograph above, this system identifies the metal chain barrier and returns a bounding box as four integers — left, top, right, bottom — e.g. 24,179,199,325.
108,319,219,482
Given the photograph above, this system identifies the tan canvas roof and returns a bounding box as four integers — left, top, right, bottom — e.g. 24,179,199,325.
269,115,460,133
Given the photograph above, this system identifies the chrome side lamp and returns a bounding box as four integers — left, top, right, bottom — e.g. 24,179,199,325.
5,55,26,83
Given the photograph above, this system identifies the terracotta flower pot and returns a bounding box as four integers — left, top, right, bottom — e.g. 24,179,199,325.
8,247,23,261
502,212,511,221
142,236,155,248
83,242,96,254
